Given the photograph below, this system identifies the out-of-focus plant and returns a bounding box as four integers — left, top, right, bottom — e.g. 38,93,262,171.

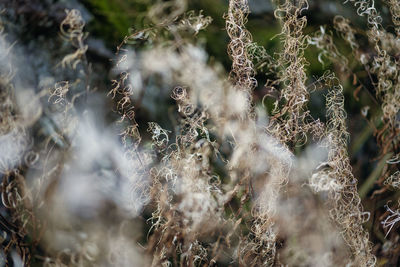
0,0,400,266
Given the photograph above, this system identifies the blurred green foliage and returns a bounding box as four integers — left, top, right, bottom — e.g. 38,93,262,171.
82,0,150,46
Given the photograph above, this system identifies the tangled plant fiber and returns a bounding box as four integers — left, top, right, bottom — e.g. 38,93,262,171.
0,0,400,266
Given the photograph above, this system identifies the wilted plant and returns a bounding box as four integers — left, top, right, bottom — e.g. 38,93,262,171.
0,0,400,266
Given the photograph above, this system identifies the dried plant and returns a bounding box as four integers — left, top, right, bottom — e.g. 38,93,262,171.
1,0,400,266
